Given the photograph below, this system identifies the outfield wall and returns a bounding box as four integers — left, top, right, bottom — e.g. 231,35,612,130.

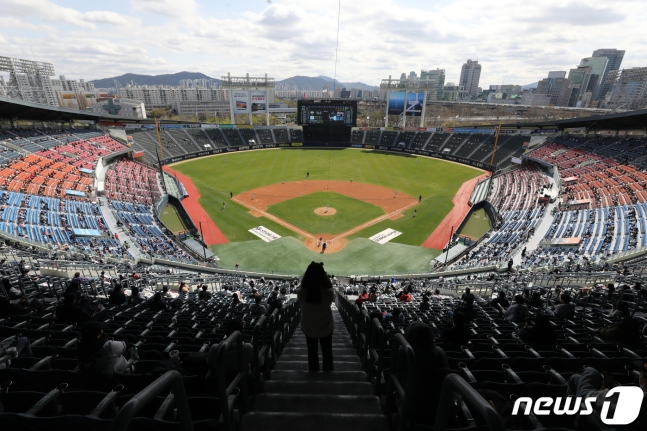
160,142,494,171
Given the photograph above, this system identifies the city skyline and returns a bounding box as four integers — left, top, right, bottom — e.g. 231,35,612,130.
0,0,645,87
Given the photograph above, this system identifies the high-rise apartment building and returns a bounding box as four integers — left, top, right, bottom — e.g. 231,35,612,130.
459,59,481,97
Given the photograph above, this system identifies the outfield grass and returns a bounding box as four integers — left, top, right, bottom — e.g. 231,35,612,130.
211,237,441,275
266,191,384,235
171,148,481,246
159,203,188,233
459,208,492,239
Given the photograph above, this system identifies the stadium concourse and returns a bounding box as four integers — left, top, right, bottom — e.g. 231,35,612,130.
1,108,647,428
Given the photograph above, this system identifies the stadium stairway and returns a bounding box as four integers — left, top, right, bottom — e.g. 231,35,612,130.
240,307,390,431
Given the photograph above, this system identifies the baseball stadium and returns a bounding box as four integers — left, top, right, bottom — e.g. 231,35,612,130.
1,81,647,430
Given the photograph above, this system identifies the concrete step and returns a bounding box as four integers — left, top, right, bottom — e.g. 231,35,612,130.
287,341,355,349
250,394,382,414
291,333,351,340
282,347,357,356
263,380,374,396
274,361,361,371
277,354,359,363
240,412,390,431
269,370,368,382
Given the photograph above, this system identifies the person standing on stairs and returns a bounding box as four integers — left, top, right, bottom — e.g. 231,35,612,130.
297,261,334,372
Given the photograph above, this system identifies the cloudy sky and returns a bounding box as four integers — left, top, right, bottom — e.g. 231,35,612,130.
0,0,644,86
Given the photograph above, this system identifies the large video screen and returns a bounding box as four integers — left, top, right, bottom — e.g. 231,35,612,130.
297,100,357,126
388,91,424,116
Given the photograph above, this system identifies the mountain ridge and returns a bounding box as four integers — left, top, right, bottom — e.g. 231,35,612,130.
90,72,377,91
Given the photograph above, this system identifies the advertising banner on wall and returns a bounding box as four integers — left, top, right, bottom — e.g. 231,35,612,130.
387,92,424,116
232,91,250,114
250,91,267,113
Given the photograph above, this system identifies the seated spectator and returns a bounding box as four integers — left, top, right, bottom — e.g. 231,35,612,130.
249,295,267,315
231,293,241,305
399,289,412,302
369,311,383,324
455,295,477,322
566,365,647,429
553,293,575,320
207,319,253,380
218,286,233,297
440,311,471,349
56,292,92,325
504,295,528,323
277,287,288,302
461,288,474,303
404,321,450,427
267,290,284,314
130,285,144,303
518,312,556,347
490,291,510,311
431,289,442,302
0,335,33,358
161,285,173,298
608,300,630,318
176,282,189,294
527,291,545,308
78,321,130,374
65,279,82,295
368,289,379,303
383,307,405,324
109,284,127,306
598,316,642,344
0,296,31,317
355,289,369,305
196,285,210,301
148,292,168,311
419,295,431,311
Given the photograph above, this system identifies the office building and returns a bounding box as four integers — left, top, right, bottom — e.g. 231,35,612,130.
605,67,647,110
591,48,625,101
420,69,445,101
547,71,567,79
537,74,576,106
459,59,481,97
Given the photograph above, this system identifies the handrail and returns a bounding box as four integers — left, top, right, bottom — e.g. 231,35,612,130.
434,373,506,431
368,316,386,395
384,333,416,431
253,311,276,391
214,330,249,431
109,370,193,431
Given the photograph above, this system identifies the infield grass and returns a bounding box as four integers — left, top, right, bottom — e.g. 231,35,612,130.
171,148,481,246
266,191,384,235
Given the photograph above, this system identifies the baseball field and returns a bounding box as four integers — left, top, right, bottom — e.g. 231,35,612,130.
167,148,483,275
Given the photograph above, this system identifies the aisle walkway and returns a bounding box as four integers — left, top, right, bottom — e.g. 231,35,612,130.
241,307,390,431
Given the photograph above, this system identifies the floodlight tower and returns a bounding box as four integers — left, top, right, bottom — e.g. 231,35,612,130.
380,75,432,128
221,73,275,126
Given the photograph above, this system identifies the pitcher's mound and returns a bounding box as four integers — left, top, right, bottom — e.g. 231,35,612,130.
314,207,337,216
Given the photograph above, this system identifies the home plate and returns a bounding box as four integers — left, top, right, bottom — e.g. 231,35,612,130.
369,228,402,244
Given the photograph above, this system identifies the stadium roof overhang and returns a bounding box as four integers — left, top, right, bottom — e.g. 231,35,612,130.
0,96,106,122
477,108,647,132
0,96,161,124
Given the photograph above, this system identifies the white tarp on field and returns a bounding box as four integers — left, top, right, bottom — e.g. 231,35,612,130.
369,228,402,244
249,226,281,242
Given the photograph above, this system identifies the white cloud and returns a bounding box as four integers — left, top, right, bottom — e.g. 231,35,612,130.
1,0,646,87
130,0,199,18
